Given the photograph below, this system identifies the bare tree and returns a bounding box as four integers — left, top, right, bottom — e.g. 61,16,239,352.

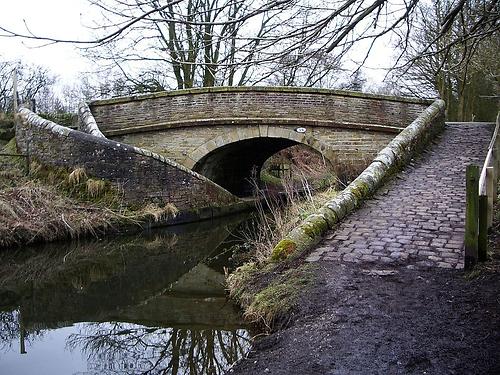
83,0,292,89
0,58,57,112
66,322,251,374
0,0,497,92
1,1,495,58
392,0,499,120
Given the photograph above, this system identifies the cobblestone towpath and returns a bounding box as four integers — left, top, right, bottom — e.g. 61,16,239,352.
307,122,494,269
233,122,499,375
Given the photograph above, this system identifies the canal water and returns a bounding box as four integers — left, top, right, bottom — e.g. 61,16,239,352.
0,214,253,374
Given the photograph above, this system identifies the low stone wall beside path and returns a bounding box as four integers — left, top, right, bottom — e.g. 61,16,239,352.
272,99,446,259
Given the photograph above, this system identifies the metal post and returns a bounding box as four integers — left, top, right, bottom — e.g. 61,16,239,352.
465,165,479,268
478,195,488,261
486,167,494,229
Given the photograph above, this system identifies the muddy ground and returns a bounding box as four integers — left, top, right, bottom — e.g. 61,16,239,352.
230,225,500,374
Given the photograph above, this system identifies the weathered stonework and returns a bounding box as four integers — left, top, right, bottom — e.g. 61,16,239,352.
89,86,432,133
15,108,239,212
89,87,433,195
273,99,446,259
14,87,442,225
78,102,105,138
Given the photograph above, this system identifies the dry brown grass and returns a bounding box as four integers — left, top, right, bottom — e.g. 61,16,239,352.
0,141,188,249
0,182,123,248
140,203,179,222
68,167,88,186
227,175,336,330
86,178,106,198
243,176,338,264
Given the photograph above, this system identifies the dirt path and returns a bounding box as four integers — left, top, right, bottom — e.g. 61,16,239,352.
230,123,499,374
232,259,499,374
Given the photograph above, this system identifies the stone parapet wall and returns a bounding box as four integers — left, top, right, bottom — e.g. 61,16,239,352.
89,86,434,134
15,108,239,210
77,102,106,138
272,99,446,259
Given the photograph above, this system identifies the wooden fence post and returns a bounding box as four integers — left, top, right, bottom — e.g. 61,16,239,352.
465,165,479,268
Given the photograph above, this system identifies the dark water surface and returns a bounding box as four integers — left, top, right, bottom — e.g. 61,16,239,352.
0,214,252,374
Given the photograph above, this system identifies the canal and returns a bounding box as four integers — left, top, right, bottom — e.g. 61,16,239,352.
0,214,253,374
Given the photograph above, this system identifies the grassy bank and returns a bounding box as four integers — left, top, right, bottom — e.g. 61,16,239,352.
226,179,339,331
0,139,179,249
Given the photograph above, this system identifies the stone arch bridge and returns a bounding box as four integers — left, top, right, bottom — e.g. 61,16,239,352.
89,86,432,196
16,86,440,223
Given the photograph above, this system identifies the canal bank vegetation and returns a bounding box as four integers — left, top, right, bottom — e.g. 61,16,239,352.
0,139,179,248
227,152,339,330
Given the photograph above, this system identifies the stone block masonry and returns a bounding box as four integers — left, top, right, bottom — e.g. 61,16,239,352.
89,87,432,195
15,108,239,212
89,86,432,133
272,99,447,260
112,125,395,177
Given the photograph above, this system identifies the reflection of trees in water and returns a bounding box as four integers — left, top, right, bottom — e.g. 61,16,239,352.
0,311,19,350
0,310,45,352
67,322,251,374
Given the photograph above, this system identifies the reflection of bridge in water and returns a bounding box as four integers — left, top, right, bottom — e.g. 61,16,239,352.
0,214,251,374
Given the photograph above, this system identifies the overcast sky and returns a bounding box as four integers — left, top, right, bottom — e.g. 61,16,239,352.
0,0,95,84
0,0,393,87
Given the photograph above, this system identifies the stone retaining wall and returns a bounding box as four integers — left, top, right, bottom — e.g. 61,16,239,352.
15,108,239,211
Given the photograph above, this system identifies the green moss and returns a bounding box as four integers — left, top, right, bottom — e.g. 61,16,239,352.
348,180,372,207
244,265,314,329
271,239,297,261
317,206,338,228
226,262,259,305
260,169,283,186
300,215,328,239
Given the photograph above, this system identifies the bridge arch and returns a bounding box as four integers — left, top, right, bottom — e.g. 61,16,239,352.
182,127,336,196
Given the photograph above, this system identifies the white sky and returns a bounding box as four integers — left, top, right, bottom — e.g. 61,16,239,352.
0,0,393,87
0,0,95,85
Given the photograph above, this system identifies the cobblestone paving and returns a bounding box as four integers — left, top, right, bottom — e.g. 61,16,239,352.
307,123,494,269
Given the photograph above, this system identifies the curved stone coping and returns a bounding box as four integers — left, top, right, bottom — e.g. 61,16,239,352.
90,86,435,107
273,99,446,258
17,108,237,198
103,117,403,137
78,102,106,138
